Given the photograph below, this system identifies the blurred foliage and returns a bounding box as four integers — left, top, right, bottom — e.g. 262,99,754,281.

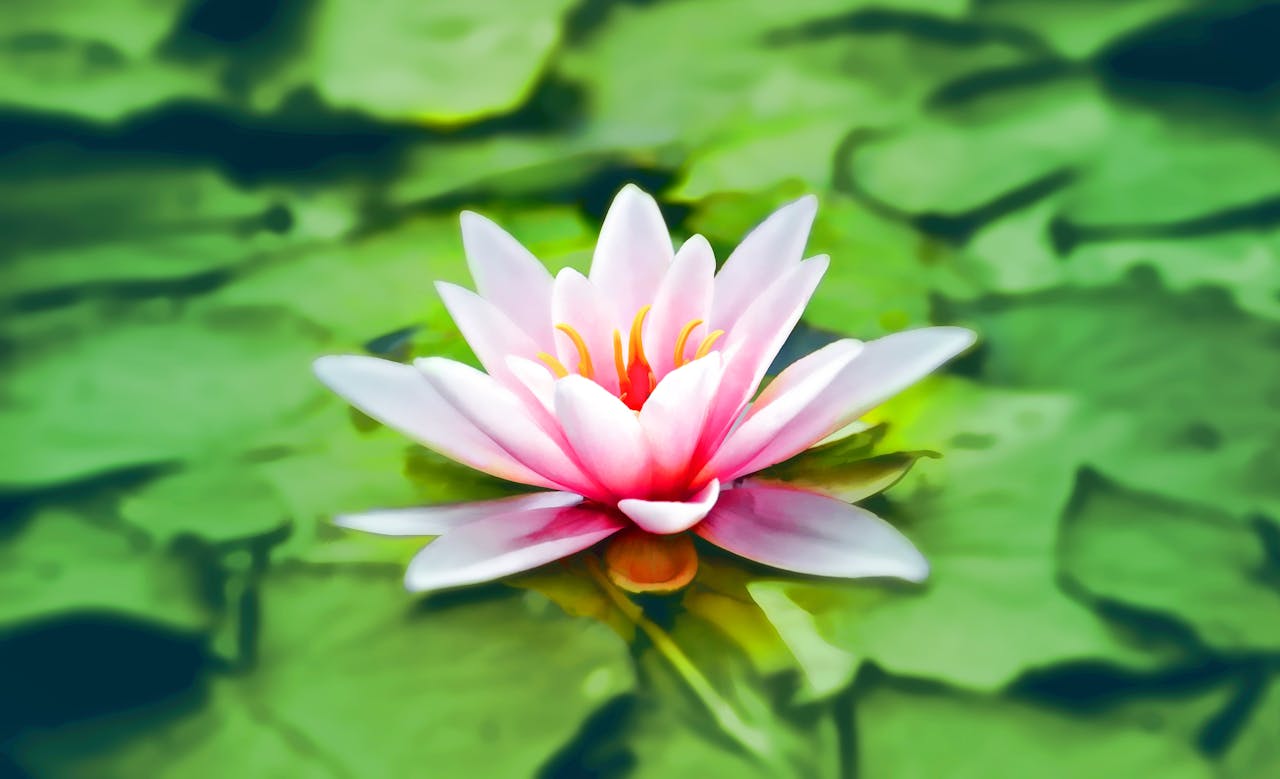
2,0,1279,777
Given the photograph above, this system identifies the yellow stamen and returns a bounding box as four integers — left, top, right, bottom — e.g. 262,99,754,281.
537,352,569,378
627,305,652,371
672,319,704,368
612,329,630,393
555,324,594,379
693,329,725,360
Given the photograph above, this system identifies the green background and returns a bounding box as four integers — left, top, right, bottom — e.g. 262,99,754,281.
2,0,1279,776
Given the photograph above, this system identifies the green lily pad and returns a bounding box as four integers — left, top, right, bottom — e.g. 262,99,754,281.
1224,675,1280,778
1060,478,1280,652
0,506,210,633
251,0,579,122
752,378,1176,691
119,464,291,546
856,682,1216,778
971,0,1196,59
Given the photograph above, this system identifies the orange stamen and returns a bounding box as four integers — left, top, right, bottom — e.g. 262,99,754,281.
693,329,725,360
672,319,704,368
612,330,630,393
555,323,594,379
536,352,569,378
627,305,652,371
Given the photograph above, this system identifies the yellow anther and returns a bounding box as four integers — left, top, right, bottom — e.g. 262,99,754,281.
612,329,630,393
555,323,594,379
627,305,652,370
672,318,704,368
693,329,725,360
537,352,570,378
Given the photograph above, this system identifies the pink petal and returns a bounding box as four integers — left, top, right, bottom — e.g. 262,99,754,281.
589,184,674,324
554,374,652,498
644,234,716,378
336,491,582,536
505,355,557,415
695,482,928,581
700,255,830,453
551,268,621,395
435,281,541,385
618,479,720,535
638,354,723,483
312,355,554,488
703,339,863,480
459,211,555,348
711,195,818,333
720,327,976,479
416,357,604,498
405,503,625,592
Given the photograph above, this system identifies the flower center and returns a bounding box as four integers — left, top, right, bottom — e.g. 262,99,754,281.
536,306,724,411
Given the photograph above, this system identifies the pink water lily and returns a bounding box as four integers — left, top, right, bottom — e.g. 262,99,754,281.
315,185,974,593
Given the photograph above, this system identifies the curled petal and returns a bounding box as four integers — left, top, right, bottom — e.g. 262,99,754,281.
312,355,553,488
405,503,624,592
589,184,674,325
618,479,720,535
695,482,928,582
459,211,555,347
336,491,583,536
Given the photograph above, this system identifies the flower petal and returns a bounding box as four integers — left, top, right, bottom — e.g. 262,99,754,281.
459,211,555,347
505,355,557,415
638,353,723,481
405,503,625,592
551,268,622,395
435,281,541,385
618,479,720,535
312,355,553,488
720,327,976,478
589,184,674,323
554,374,652,498
695,482,928,581
700,255,830,451
711,195,817,332
336,491,583,536
645,234,715,378
703,339,863,480
416,357,604,498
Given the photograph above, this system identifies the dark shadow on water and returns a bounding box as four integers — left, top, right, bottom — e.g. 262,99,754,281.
537,695,637,779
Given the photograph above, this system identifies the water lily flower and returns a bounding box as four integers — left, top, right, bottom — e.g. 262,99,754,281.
315,186,974,593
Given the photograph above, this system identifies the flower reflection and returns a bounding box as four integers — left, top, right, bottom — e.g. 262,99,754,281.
315,186,974,592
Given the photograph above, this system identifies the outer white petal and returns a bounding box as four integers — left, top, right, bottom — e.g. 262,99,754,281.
618,479,720,535
505,355,557,415
711,195,817,332
722,327,977,478
336,491,582,536
695,482,928,582
405,504,624,592
312,355,553,488
589,184,674,324
435,281,541,384
416,357,603,498
554,374,652,498
459,211,555,348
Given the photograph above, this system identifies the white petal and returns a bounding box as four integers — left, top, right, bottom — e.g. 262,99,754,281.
554,374,652,498
589,184,673,324
645,234,716,378
722,327,976,478
618,479,720,535
551,268,622,395
505,355,557,415
435,281,541,384
711,195,817,332
313,355,552,488
459,211,555,347
405,503,624,592
336,491,583,536
695,482,928,581
416,357,603,498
